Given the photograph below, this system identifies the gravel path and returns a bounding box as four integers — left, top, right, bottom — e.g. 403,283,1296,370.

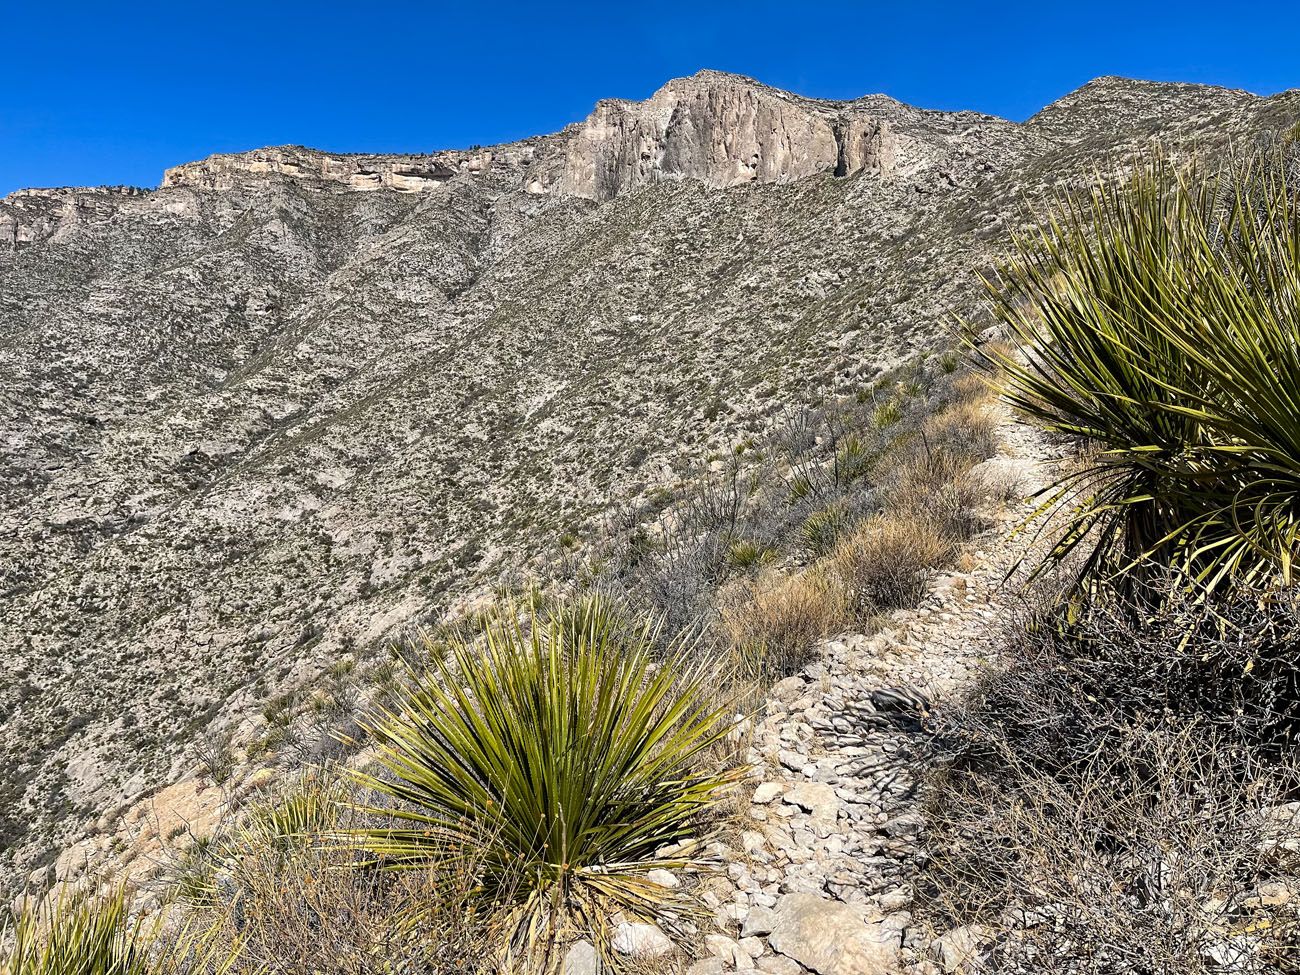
689,414,1059,975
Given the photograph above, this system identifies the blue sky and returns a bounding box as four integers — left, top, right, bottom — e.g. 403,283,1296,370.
3,1,1299,196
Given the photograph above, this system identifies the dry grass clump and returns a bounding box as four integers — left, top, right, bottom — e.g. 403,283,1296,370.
826,514,954,618
922,393,998,463
720,569,849,681
179,796,500,974
920,582,1300,973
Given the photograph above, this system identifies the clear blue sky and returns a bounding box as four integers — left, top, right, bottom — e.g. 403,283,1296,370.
4,1,1299,196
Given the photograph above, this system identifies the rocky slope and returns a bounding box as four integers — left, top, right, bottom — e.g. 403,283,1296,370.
2,70,1297,893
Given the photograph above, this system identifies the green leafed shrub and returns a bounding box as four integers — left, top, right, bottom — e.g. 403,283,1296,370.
872,399,903,429
976,148,1300,594
342,596,740,967
801,504,850,557
833,435,874,484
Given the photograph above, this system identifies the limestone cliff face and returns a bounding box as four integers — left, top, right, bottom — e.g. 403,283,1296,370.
157,73,899,203
161,141,553,194
0,186,146,249
551,72,898,200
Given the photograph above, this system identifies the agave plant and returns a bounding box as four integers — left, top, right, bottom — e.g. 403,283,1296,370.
342,596,740,967
976,145,1300,594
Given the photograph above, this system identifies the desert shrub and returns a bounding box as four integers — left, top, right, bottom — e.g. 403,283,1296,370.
833,435,875,484
872,399,903,428
946,582,1300,771
921,581,1300,973
184,786,497,974
193,729,235,786
976,148,1300,594
888,452,987,544
726,539,772,570
720,569,849,681
342,597,740,968
921,397,997,465
587,351,998,677
800,503,851,557
827,513,954,617
925,725,1300,974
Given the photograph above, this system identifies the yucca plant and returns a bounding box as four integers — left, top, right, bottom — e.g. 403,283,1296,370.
2,887,229,975
3,888,151,975
341,596,740,968
975,145,1300,594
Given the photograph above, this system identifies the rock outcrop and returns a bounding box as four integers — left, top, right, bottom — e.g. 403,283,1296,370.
0,185,147,249
161,141,553,194
551,72,897,200
158,72,902,203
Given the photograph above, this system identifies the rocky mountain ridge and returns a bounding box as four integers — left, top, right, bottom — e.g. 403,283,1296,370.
2,70,1298,894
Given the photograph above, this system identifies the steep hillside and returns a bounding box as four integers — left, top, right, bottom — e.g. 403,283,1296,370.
1,70,1295,891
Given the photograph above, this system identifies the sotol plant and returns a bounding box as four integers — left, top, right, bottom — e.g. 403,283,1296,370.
342,596,740,968
977,147,1300,594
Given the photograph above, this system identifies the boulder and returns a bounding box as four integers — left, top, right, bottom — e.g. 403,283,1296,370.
934,924,991,973
706,933,755,970
562,940,601,975
742,905,779,938
611,921,673,958
767,893,902,975
782,782,840,834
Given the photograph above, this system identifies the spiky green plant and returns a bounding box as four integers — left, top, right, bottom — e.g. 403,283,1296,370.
3,888,150,975
342,596,740,967
976,147,1300,594
2,887,230,975
726,539,772,569
872,399,903,429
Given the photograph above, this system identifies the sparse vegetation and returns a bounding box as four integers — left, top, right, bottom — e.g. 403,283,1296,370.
922,580,1300,973
590,350,1000,682
923,143,1300,973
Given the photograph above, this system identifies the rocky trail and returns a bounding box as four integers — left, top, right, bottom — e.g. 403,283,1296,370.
685,415,1058,975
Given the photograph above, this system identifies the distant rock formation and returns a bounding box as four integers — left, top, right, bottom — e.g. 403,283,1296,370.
155,72,901,203
551,72,898,200
160,142,551,194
